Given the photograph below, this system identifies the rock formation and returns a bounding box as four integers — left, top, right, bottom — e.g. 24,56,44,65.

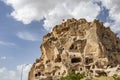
28,18,120,80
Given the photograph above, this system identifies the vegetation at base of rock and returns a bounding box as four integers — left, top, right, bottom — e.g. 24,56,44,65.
59,71,85,80
113,75,120,80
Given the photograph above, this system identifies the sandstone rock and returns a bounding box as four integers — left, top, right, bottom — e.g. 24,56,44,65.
28,18,120,80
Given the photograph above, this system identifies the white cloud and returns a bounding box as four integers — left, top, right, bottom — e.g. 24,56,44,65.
0,56,7,60
0,41,15,46
0,67,6,73
0,56,13,60
4,0,101,30
44,1,100,30
100,0,120,33
0,67,17,80
3,0,62,24
0,64,32,80
16,31,40,41
3,0,120,33
71,1,100,20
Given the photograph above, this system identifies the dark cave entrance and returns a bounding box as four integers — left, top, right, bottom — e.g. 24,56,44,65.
71,58,81,63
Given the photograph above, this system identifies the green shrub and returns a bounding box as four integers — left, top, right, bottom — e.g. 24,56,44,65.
59,71,85,80
113,75,120,80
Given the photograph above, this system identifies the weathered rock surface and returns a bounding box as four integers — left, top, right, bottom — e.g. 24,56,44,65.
28,18,120,80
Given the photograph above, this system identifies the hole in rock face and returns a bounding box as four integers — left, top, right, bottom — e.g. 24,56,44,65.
71,58,81,63
70,44,75,50
85,66,91,70
55,54,61,62
80,68,82,71
58,72,60,75
35,72,41,77
38,72,41,76
92,65,95,69
96,71,107,76
46,60,50,63
35,74,37,77
85,57,93,65
69,39,87,53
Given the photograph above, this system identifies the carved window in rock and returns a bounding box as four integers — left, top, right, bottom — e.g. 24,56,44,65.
35,72,41,77
46,59,50,64
38,72,41,76
71,58,81,63
35,73,37,77
54,66,61,69
69,44,77,51
53,73,55,76
118,67,120,70
117,48,120,52
85,57,93,65
96,71,107,76
52,69,56,76
36,64,45,71
92,65,95,69
80,68,82,71
85,65,91,70
58,72,60,75
55,54,61,62
69,39,86,53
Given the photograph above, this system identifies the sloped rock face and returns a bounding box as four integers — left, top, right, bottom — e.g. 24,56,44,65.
28,18,120,80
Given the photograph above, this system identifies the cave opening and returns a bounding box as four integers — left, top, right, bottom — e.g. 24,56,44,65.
55,54,61,62
71,58,81,63
38,72,41,76
85,57,93,65
35,74,37,77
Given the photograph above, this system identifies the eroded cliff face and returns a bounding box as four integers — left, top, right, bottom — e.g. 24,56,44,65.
28,18,120,80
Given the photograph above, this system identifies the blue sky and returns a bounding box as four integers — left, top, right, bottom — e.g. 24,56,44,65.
0,1,48,79
0,0,120,80
0,1,47,69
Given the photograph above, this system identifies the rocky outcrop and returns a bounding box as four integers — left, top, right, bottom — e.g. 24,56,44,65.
28,18,120,80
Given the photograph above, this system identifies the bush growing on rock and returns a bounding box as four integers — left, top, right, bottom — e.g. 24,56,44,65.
113,75,120,80
59,71,85,80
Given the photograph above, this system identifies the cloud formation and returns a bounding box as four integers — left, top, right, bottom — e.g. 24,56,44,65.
100,0,120,32
0,64,32,80
0,56,7,60
4,0,100,30
3,0,120,33
0,41,15,46
16,31,40,41
0,67,17,80
0,56,13,60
